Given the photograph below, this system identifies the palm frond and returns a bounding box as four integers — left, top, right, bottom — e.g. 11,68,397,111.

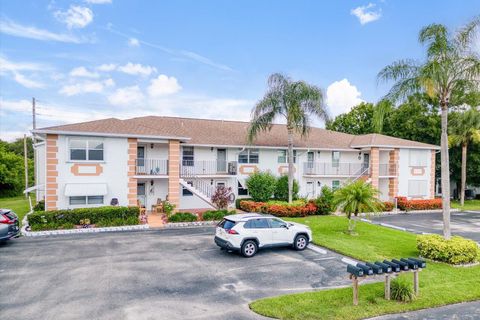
455,16,480,51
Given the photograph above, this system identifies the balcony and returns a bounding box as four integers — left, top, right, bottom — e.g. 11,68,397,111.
136,159,168,175
303,162,369,176
379,163,397,176
181,160,237,177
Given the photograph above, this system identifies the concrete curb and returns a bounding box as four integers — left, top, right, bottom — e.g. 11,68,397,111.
358,208,460,217
163,221,218,228
23,224,150,237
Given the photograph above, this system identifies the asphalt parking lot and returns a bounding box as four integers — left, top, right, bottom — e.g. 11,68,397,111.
0,227,351,320
370,211,480,243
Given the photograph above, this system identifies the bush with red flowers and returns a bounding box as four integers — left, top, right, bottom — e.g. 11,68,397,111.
239,200,317,217
396,197,442,211
382,201,394,211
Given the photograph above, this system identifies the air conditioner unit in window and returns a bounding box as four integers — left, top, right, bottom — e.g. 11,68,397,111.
228,161,237,175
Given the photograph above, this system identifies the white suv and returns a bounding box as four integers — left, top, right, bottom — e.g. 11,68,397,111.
214,213,312,257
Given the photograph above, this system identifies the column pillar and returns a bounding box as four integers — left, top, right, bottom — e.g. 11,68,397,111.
388,149,399,200
370,147,379,190
45,134,58,211
430,150,436,199
168,140,180,211
127,138,138,206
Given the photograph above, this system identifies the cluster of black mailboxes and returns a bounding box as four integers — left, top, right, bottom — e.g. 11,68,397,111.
347,258,426,277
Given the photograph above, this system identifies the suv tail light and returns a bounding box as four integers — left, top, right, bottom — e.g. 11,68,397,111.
0,214,14,225
227,229,239,235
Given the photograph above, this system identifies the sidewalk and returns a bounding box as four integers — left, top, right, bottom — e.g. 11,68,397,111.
369,300,480,319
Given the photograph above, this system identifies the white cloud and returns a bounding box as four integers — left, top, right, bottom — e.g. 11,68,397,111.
128,37,140,47
54,6,93,29
69,66,99,78
0,19,83,43
104,78,115,87
351,3,382,25
0,56,46,88
147,75,181,97
96,63,117,72
108,86,144,106
85,0,112,4
12,72,45,89
59,81,108,96
326,79,363,116
117,62,157,76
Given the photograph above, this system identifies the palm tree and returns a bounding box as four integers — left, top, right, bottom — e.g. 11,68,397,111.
248,73,328,203
449,108,480,206
377,18,480,239
333,180,383,234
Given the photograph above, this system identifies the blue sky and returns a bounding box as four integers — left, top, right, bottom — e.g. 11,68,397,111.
1,0,479,141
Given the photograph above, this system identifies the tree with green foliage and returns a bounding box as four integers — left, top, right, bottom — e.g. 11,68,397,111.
248,73,328,203
326,102,375,134
0,144,33,197
274,175,299,201
449,108,480,206
245,171,277,202
314,186,336,215
333,180,383,234
378,18,480,239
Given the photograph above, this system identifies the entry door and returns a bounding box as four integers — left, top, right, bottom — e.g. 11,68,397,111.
306,181,314,198
306,151,315,174
137,146,145,173
217,149,227,172
137,183,146,206
363,153,370,171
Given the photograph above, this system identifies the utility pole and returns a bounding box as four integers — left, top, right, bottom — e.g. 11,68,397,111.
24,134,29,198
32,97,36,130
31,97,36,202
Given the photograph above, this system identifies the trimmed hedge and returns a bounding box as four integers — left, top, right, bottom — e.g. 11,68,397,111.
28,206,140,231
236,197,252,209
396,197,442,211
202,209,236,221
417,234,479,265
383,201,394,211
168,212,198,222
239,200,317,217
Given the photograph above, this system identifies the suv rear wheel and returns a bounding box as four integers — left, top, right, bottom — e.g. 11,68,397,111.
241,240,258,258
294,234,308,251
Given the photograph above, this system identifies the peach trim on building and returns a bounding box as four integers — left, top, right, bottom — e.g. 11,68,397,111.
430,150,436,199
388,149,399,199
239,165,258,175
70,163,104,176
127,138,138,206
278,165,296,175
410,167,426,176
45,134,58,210
168,140,180,211
370,147,379,190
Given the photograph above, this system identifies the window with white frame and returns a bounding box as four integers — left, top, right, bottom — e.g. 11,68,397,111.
69,138,104,161
182,181,193,196
238,148,259,164
69,195,104,205
277,150,297,163
408,180,427,197
182,146,194,166
332,151,340,167
238,181,249,196
409,150,428,167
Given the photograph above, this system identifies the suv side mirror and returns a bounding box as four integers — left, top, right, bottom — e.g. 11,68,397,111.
281,224,289,229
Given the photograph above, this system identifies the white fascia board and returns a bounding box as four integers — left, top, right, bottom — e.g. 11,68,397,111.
181,143,357,151
31,129,190,142
350,144,440,150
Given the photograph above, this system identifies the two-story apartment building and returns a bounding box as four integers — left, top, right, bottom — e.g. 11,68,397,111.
31,116,439,211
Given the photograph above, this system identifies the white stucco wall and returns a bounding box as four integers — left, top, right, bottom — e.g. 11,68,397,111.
35,143,46,202
55,136,130,209
397,148,433,199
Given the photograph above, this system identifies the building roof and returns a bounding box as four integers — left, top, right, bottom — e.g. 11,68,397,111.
33,116,440,150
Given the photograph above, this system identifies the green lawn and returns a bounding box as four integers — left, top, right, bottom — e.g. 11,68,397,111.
250,216,480,320
0,195,33,224
451,200,480,211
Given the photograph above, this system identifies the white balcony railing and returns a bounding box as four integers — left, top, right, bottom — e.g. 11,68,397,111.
303,162,369,176
181,160,237,177
136,159,168,175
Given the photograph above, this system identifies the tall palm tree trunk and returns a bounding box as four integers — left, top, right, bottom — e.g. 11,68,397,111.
440,103,451,239
460,142,467,207
287,128,294,203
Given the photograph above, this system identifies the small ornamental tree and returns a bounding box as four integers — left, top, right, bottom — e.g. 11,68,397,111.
314,186,336,215
274,175,299,201
245,171,277,202
211,186,234,210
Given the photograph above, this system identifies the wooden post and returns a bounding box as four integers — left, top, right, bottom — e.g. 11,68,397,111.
385,274,391,300
352,275,359,306
24,134,29,198
413,270,419,296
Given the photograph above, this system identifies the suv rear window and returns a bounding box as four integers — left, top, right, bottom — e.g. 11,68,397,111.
218,219,236,230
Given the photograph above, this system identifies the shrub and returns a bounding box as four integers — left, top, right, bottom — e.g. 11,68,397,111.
246,171,277,202
382,201,394,212
239,200,317,218
314,186,336,215
28,206,140,231
274,176,299,201
391,278,416,302
163,201,176,216
396,197,442,211
236,197,252,209
417,234,479,264
168,212,198,223
211,186,234,209
202,209,236,221
33,200,45,212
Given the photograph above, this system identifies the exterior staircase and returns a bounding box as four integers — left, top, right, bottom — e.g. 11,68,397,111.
179,178,216,207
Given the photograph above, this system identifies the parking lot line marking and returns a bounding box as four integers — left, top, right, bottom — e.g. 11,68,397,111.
341,257,359,265
313,257,337,261
307,244,327,254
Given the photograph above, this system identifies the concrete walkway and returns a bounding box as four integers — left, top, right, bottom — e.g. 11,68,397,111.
369,300,480,319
